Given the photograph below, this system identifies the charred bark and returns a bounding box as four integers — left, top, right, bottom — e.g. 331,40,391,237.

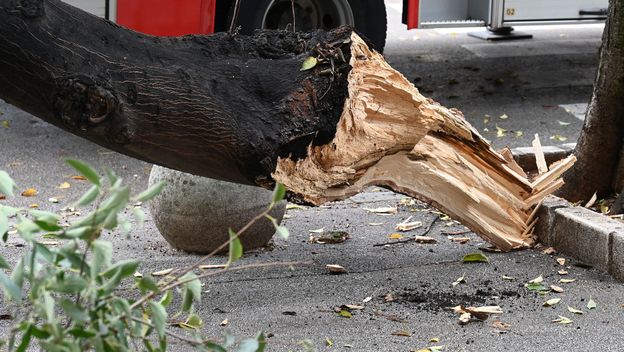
558,0,624,202
0,0,574,250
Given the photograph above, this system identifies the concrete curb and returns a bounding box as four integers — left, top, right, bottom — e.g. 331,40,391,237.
535,195,624,281
511,143,576,171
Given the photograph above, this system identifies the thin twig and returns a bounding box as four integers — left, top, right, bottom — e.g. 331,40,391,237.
441,229,472,236
160,261,308,292
130,316,205,346
229,0,242,34
373,216,440,247
130,205,275,310
291,0,296,32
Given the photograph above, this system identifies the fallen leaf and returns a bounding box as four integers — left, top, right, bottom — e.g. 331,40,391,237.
452,274,466,287
364,206,397,214
344,304,364,310
414,236,437,244
29,204,39,209
528,275,544,284
496,126,507,138
220,319,228,326
391,330,411,337
337,310,352,318
58,182,71,189
326,264,347,274
587,298,597,310
502,275,514,281
559,278,576,283
48,197,59,203
362,296,372,303
389,233,403,240
384,293,396,302
555,258,566,266
491,320,511,330
309,228,324,233
550,135,568,142
71,175,87,181
429,338,440,343
1,120,9,129
312,231,350,244
525,283,549,292
325,337,333,347
368,222,384,226
557,120,571,126
451,305,502,324
515,131,524,137
286,204,305,210
151,268,174,276
558,269,569,275
133,271,143,278
567,306,584,315
543,298,561,307
550,285,564,293
499,114,509,119
543,247,556,255
21,188,38,197
552,315,573,325
462,253,489,263
300,56,318,71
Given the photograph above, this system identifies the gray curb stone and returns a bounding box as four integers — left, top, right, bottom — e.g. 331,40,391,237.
535,195,624,281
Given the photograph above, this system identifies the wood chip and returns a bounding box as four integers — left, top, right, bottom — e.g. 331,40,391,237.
532,134,548,174
414,236,437,244
199,264,227,270
363,206,397,214
326,264,347,274
151,268,174,276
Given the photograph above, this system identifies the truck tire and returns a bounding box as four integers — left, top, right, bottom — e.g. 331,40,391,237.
236,0,387,52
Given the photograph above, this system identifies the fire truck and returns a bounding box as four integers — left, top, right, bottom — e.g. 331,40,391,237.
65,0,608,50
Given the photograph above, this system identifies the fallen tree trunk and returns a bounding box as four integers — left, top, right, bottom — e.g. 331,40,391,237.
0,0,574,250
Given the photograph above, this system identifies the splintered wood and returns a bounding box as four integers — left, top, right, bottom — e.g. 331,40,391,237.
273,33,575,251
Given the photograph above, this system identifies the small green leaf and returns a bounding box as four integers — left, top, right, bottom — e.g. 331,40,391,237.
30,210,60,226
159,290,174,307
50,275,88,294
275,225,289,240
237,338,260,352
587,298,597,310
256,332,267,352
76,185,100,207
543,298,561,307
137,276,159,294
300,56,318,71
0,214,8,241
59,298,89,322
525,283,549,292
66,159,101,187
0,255,8,269
227,228,243,266
135,181,165,202
567,306,584,315
553,315,573,325
272,183,286,203
462,253,489,263
338,309,352,318
0,270,21,301
149,301,167,338
0,171,16,197
185,313,203,329
133,207,145,227
91,240,113,277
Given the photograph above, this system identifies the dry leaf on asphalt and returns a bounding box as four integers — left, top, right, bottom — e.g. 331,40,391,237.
391,330,411,337
528,275,544,284
543,247,556,255
491,320,511,331
558,269,569,275
48,197,59,203
364,206,398,214
452,305,502,324
311,231,350,244
369,222,384,226
362,296,372,303
556,258,566,266
384,293,396,302
220,319,228,326
543,298,561,307
452,274,466,287
389,233,403,239
559,278,576,283
151,268,174,276
552,316,573,325
587,298,597,310
496,126,507,138
58,182,71,189
567,306,584,315
550,285,564,293
326,264,347,274
71,175,87,181
21,188,37,197
550,135,568,142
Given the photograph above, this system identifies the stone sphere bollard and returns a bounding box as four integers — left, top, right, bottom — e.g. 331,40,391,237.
147,165,286,254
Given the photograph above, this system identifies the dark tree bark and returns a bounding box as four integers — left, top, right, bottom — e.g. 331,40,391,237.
558,0,624,202
0,0,352,186
0,0,573,250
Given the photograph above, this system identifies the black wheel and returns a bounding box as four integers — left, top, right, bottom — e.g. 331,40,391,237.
235,0,387,52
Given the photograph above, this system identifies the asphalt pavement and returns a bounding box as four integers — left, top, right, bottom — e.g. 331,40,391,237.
1,3,623,351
